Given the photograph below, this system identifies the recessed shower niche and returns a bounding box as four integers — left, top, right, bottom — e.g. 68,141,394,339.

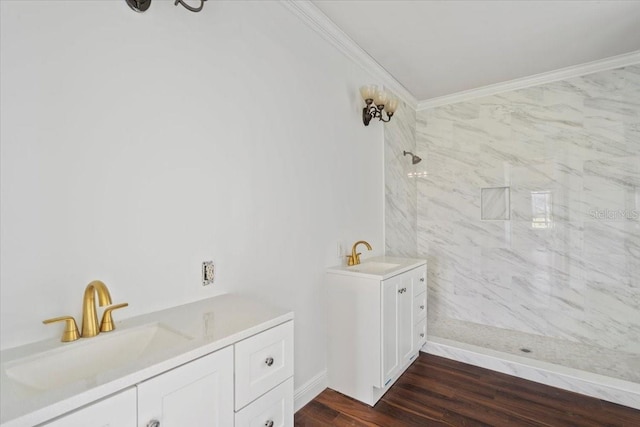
481,187,511,220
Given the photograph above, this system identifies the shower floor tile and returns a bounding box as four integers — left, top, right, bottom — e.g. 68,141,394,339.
429,317,639,383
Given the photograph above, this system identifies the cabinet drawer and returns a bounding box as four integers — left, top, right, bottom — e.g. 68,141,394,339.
413,293,427,324
235,321,294,410
412,270,427,297
235,377,293,427
414,319,426,349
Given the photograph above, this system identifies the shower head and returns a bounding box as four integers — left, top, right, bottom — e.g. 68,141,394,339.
403,151,422,165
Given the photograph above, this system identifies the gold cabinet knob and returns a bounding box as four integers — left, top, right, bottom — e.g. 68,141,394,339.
43,316,80,342
100,303,129,332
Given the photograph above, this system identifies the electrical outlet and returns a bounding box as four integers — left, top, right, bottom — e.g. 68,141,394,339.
202,261,215,286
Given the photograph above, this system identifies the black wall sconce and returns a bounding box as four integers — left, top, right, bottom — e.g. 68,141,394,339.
360,85,398,126
126,0,207,13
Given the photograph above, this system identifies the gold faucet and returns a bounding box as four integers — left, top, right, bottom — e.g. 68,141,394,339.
43,280,128,342
42,280,129,342
347,240,372,266
81,280,113,338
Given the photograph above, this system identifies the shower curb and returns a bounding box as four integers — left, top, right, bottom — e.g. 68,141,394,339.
423,337,640,410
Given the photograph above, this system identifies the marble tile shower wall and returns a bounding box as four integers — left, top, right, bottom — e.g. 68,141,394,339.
385,101,418,257
415,65,640,354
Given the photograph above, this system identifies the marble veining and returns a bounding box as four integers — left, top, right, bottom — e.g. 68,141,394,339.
385,100,418,257
409,64,640,380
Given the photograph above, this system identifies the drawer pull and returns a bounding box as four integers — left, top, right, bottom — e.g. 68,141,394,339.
420,333,425,338
265,356,274,367
398,287,407,294
147,420,160,427
265,421,274,427
420,305,425,309
420,277,425,282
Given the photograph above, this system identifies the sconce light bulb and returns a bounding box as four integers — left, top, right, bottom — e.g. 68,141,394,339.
360,85,376,102
374,89,389,108
386,98,399,114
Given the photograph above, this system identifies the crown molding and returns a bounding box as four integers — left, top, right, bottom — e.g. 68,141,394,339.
417,50,640,111
279,0,417,109
278,1,639,113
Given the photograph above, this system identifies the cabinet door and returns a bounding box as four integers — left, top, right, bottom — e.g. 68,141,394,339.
398,276,414,365
381,278,400,384
382,272,414,384
137,346,234,427
43,388,136,427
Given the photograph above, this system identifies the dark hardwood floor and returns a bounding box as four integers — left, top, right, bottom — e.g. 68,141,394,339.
295,353,640,427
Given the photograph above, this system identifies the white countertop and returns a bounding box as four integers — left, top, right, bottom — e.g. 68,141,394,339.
326,256,427,280
0,294,293,427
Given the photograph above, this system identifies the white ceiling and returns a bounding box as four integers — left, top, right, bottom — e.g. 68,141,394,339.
312,0,640,101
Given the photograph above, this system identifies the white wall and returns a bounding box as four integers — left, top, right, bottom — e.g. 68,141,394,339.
0,0,385,395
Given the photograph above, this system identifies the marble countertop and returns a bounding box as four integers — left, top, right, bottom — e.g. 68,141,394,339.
0,294,293,427
326,256,426,280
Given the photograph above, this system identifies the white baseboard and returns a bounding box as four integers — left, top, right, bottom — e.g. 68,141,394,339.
294,370,328,412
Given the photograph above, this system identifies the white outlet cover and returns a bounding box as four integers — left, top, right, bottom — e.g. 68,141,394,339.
202,261,215,286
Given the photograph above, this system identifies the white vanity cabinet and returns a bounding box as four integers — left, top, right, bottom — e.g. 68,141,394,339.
326,257,427,406
40,322,293,427
40,324,292,427
3,295,294,427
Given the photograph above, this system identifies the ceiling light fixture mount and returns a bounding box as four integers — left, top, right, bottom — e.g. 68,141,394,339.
126,0,151,12
360,85,398,126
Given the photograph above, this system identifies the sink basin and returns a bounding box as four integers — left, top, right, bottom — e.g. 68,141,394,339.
4,323,192,391
347,261,401,275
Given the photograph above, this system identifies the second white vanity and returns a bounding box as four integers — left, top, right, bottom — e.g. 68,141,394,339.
326,256,427,406
0,294,294,427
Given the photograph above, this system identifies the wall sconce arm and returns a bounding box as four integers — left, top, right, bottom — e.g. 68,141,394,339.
175,0,207,12
362,102,394,126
